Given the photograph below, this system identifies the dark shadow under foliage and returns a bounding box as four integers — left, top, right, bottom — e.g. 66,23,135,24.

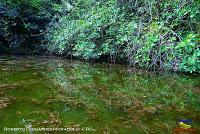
0,0,60,54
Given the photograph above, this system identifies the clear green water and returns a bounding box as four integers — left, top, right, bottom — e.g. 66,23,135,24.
0,56,199,134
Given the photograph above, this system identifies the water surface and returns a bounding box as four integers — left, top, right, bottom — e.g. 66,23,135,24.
0,56,199,133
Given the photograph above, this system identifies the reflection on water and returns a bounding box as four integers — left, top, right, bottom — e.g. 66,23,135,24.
0,56,199,133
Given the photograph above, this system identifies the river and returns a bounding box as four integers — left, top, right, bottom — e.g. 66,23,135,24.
0,56,199,133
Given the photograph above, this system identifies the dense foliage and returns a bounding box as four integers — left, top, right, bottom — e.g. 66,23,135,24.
0,0,199,73
46,0,200,73
0,0,58,53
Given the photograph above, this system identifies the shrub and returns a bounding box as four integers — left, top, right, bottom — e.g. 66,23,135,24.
45,0,199,73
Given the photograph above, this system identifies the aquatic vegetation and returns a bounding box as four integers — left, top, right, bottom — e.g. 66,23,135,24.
0,97,11,109
0,83,18,89
43,95,86,110
0,57,199,133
